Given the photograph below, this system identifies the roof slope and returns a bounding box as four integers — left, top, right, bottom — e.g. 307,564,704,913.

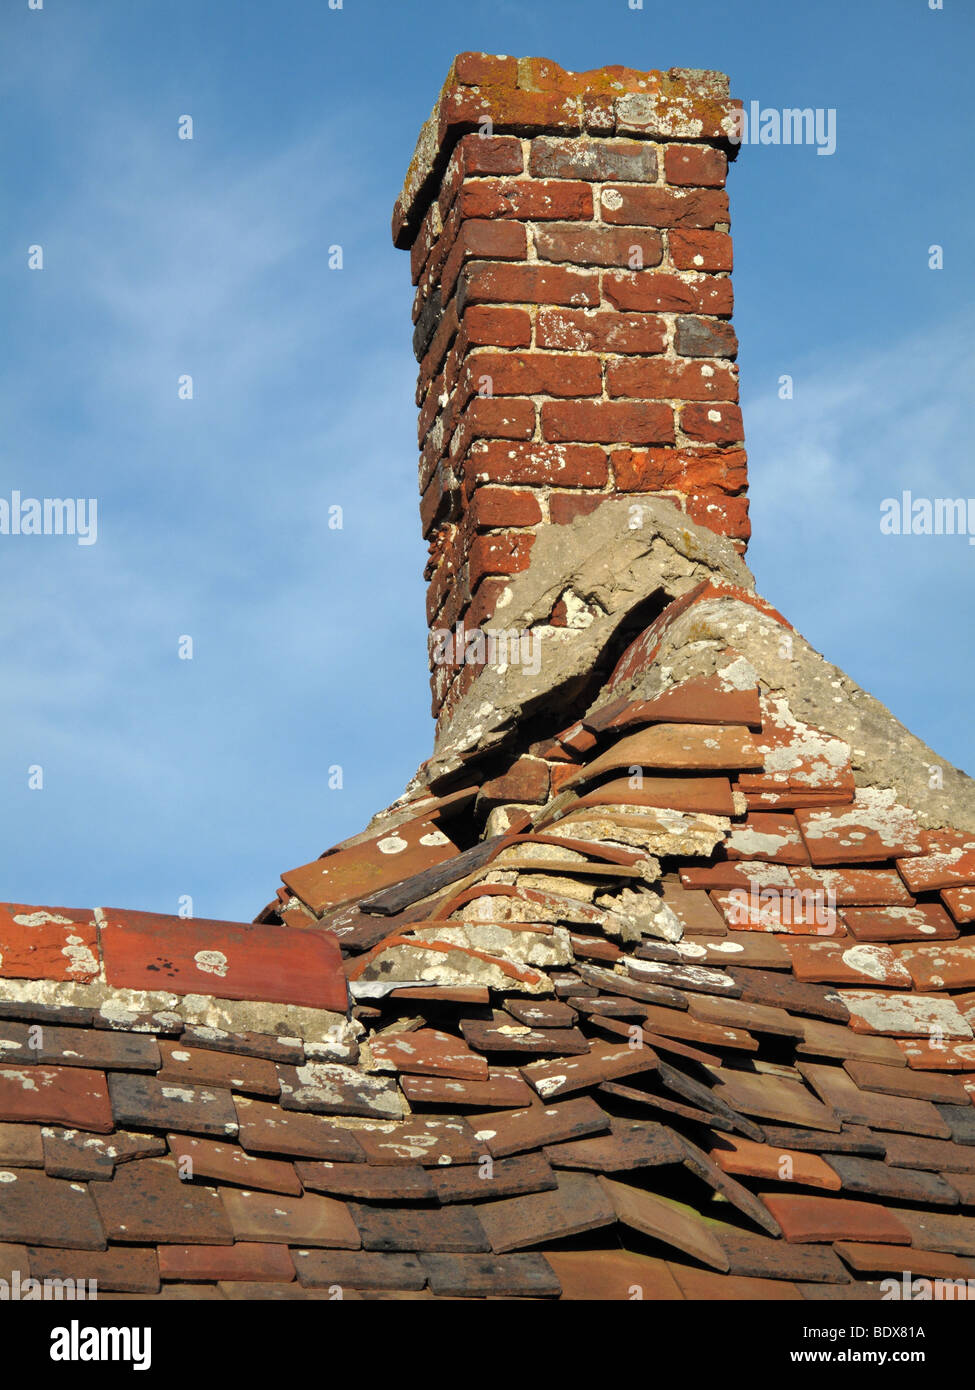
5,582,975,1300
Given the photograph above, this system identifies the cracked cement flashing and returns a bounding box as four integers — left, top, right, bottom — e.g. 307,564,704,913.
606,593,975,830
422,496,753,783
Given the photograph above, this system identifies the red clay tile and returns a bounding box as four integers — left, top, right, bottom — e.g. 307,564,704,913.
942,886,975,924
790,868,915,906
897,845,975,894
36,1026,161,1072
0,904,99,983
545,1248,683,1300
42,1127,164,1181
667,1262,802,1299
841,903,957,942
760,1193,912,1244
843,1060,970,1106
897,1208,975,1256
795,799,923,865
894,943,975,992
234,1098,365,1161
834,1242,975,1279
29,1245,160,1294
91,1158,232,1245
0,1122,42,1167
100,909,347,1013
430,1152,557,1204
709,1135,842,1190
468,1096,610,1157
841,991,973,1039
221,1187,360,1247
351,1117,481,1167
157,1040,280,1096
522,1039,658,1100
896,1039,975,1071
158,1242,295,1282
0,1169,107,1250
0,1065,113,1133
367,1027,488,1080
166,1134,301,1195
572,775,736,817
564,724,763,789
400,1069,535,1109
798,1062,950,1137
282,818,458,915
478,1171,615,1252
726,813,809,865
599,1178,728,1268
544,1117,685,1172
295,1161,436,1201
782,939,913,988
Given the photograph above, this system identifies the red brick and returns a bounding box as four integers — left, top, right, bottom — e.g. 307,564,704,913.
441,221,529,299
549,492,607,525
604,270,733,315
600,186,728,229
670,230,733,272
530,137,657,182
100,910,347,1013
469,487,543,529
449,397,536,461
606,358,738,402
462,305,532,349
452,132,524,178
465,576,511,629
534,223,663,269
459,261,599,309
613,446,747,495
541,399,675,446
664,144,728,187
158,1243,295,1283
458,180,593,222
453,52,519,87
685,492,751,541
536,308,667,354
460,350,602,402
468,533,535,588
467,440,609,488
680,402,744,444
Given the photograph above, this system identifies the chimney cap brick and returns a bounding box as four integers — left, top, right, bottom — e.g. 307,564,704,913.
393,53,742,249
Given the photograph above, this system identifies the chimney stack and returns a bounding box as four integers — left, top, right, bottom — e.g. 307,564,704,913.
393,55,746,726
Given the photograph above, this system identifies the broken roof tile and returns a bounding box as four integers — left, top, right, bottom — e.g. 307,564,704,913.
282,818,460,916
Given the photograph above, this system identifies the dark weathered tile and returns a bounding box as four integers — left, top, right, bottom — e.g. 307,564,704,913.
478,1172,615,1252
431,1152,558,1204
108,1073,239,1138
467,1096,610,1158
293,1248,425,1291
295,1161,436,1201
235,1098,365,1162
351,1203,489,1253
0,1169,107,1250
824,1154,958,1206
42,1127,164,1181
523,1040,658,1099
92,1159,232,1245
420,1251,561,1297
277,1062,407,1120
156,1040,280,1097
29,1245,160,1294
544,1118,684,1172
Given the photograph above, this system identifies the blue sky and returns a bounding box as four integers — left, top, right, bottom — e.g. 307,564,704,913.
1,0,971,922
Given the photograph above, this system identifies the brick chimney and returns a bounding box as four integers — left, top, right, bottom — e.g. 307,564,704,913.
393,55,746,725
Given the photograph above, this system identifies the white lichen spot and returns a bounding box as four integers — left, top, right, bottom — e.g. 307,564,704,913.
193,950,229,979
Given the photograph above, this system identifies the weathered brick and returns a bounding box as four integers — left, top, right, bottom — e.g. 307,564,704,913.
462,305,533,349
448,397,536,463
534,223,663,269
451,132,525,180
459,262,599,309
469,486,543,530
441,221,529,300
467,440,609,488
453,52,519,87
459,350,602,403
664,143,728,187
468,533,535,590
458,180,593,222
541,399,675,446
529,137,658,182
599,186,728,229
670,229,733,271
549,492,607,525
604,270,733,315
675,315,739,359
536,308,667,354
612,446,747,495
685,491,751,540
606,358,738,403
680,401,744,444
